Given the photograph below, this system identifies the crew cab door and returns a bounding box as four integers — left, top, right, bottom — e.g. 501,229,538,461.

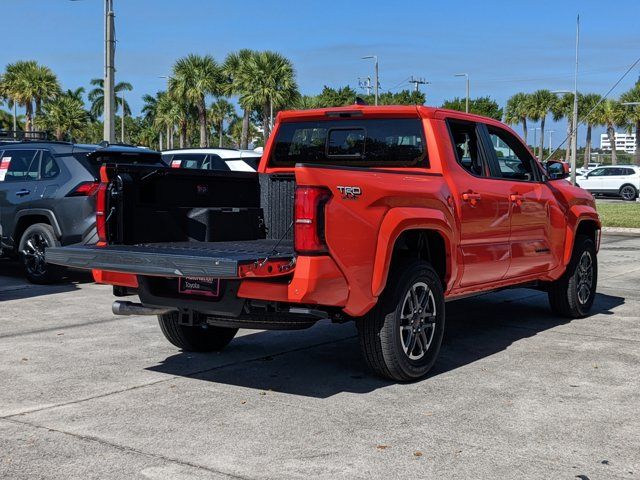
0,149,40,247
483,125,564,277
445,120,511,287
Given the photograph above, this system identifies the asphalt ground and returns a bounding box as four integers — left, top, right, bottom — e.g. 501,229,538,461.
0,234,638,479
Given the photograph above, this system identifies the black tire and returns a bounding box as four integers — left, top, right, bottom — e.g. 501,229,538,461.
619,184,638,201
18,223,64,285
357,260,445,381
158,311,238,352
548,235,598,318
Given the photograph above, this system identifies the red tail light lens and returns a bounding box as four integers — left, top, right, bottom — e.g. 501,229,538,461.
67,181,100,197
96,166,109,243
294,186,331,254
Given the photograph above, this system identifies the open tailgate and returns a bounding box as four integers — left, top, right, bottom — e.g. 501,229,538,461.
46,240,294,278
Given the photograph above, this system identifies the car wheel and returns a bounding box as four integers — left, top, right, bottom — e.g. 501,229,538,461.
158,311,238,352
548,235,597,318
619,184,638,201
18,223,64,284
357,260,445,381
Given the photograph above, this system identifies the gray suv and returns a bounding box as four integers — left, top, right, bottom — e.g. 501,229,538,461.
0,142,161,283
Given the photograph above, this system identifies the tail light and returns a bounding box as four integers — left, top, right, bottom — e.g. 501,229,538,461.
96,166,109,243
67,181,100,197
294,186,331,254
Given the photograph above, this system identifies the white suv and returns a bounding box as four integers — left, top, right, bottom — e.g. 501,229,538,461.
576,165,640,201
162,148,261,172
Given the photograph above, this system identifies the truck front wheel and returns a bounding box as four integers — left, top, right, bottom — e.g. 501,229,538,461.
547,235,598,318
357,260,445,381
158,312,238,352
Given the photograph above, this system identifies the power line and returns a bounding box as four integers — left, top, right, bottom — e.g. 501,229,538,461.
409,77,430,93
544,55,640,162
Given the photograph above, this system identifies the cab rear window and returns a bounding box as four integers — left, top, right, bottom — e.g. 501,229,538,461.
270,118,427,167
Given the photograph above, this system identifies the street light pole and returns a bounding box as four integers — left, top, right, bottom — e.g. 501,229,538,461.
120,92,125,143
548,130,555,157
362,56,379,105
455,73,470,113
104,0,116,143
570,15,580,185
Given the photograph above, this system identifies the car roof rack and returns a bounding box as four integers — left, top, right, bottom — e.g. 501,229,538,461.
0,130,54,142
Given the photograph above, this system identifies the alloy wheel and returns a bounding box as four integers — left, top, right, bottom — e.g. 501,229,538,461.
620,186,636,201
576,250,594,305
399,281,437,360
21,232,49,276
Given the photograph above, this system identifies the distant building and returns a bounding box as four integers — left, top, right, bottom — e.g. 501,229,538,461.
600,132,637,154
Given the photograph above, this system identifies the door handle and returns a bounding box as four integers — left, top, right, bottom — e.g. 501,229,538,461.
510,194,524,206
15,189,30,197
462,192,482,206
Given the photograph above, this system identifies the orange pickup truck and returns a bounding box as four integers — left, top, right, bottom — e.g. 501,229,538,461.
47,105,600,381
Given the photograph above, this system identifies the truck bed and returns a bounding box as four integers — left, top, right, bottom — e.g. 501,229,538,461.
46,239,294,278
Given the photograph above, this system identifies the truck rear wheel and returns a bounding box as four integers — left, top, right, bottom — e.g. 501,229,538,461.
158,312,238,352
548,235,598,318
357,260,445,381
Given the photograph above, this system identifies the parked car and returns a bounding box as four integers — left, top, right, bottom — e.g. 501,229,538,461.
47,106,600,381
162,148,261,172
576,165,640,201
0,142,162,283
576,162,603,176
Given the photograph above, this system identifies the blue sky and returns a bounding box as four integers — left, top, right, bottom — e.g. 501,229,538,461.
2,0,639,148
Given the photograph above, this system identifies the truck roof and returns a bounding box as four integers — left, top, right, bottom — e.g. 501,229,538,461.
276,104,502,124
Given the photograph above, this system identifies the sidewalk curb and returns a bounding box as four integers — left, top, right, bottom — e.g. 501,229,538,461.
602,227,640,237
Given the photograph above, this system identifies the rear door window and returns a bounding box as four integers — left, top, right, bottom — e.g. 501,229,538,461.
2,150,39,182
270,118,427,167
447,120,488,177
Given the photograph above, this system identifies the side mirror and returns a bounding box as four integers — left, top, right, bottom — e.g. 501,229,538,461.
546,160,570,180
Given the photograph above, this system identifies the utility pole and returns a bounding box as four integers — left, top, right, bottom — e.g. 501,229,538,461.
120,92,125,143
409,77,430,93
570,14,580,185
358,77,372,95
455,73,470,113
362,56,379,105
104,0,116,143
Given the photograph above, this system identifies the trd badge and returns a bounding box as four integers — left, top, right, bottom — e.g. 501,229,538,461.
337,186,362,200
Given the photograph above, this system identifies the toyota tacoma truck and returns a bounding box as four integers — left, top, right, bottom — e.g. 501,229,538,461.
46,106,600,381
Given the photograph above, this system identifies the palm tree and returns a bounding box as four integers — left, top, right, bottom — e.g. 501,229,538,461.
223,49,256,149
36,94,88,141
88,78,133,119
593,99,627,165
241,51,299,141
620,83,640,165
209,99,236,147
549,93,576,163
31,64,60,118
169,54,223,147
580,93,603,168
3,61,59,132
65,87,86,103
504,92,531,144
527,89,557,159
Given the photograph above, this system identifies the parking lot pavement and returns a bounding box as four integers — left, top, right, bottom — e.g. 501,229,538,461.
0,235,638,480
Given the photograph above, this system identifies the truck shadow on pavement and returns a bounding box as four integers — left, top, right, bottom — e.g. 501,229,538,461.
0,259,93,302
148,290,624,398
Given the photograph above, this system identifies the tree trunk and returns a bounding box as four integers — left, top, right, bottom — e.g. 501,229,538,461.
241,109,250,149
56,128,64,141
635,120,640,166
262,104,270,142
159,131,163,151
219,120,223,147
24,102,33,132
607,124,617,165
538,116,545,160
583,124,592,169
522,118,528,145
180,120,187,149
198,97,208,148
565,118,572,163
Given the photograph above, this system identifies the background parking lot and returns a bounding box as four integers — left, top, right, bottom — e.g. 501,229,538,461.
1,234,639,479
